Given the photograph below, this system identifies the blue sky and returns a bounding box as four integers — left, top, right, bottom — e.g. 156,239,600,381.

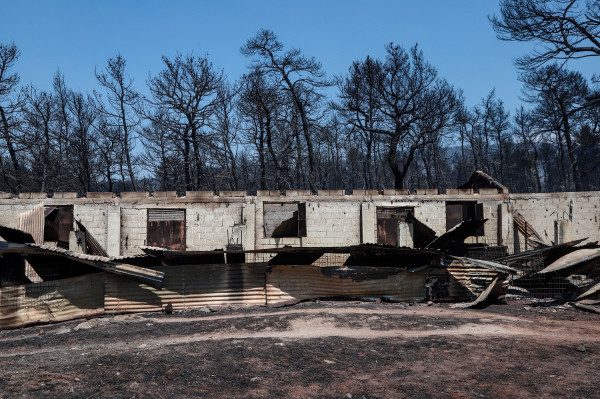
1,1,597,113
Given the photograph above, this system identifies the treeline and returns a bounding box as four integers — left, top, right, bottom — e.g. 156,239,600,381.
1,4,599,194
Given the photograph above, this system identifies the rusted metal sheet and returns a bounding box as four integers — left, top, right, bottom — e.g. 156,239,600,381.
457,170,508,193
451,256,517,275
513,211,547,249
426,218,487,250
104,263,267,313
266,265,427,304
75,220,109,257
0,273,105,329
539,248,600,276
405,213,437,248
0,225,35,243
0,243,164,289
452,276,500,309
376,207,412,246
577,281,600,300
141,244,441,258
18,204,44,244
147,209,186,251
183,263,266,307
428,260,508,302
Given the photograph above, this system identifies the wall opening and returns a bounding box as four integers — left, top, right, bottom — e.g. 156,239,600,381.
376,207,414,246
446,201,484,236
147,209,186,250
44,206,74,248
264,202,307,238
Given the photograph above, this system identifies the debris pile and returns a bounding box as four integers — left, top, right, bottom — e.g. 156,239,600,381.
1,209,599,329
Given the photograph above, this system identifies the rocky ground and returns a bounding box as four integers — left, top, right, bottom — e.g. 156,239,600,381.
0,300,599,398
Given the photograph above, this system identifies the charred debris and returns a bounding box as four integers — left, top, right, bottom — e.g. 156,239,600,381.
1,212,599,330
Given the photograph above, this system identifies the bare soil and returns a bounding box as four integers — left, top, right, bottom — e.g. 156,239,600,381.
1,300,599,398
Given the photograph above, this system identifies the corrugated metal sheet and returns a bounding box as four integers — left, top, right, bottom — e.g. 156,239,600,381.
0,225,35,243
0,243,164,289
266,265,427,304
17,205,45,284
539,247,600,276
18,204,44,244
428,260,508,301
104,263,267,313
75,220,109,257
0,273,105,329
148,209,185,221
513,211,547,248
147,209,186,251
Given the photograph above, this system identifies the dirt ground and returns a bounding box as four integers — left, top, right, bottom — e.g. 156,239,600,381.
0,300,599,399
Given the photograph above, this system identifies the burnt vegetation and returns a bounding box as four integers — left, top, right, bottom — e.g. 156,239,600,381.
1,3,600,195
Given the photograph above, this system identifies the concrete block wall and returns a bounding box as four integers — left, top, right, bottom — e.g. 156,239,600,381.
120,206,147,254
74,203,110,251
254,198,361,248
0,202,42,229
186,202,244,250
510,192,600,246
304,200,361,246
0,190,597,255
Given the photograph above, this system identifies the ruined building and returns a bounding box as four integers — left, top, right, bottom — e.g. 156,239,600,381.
0,171,599,328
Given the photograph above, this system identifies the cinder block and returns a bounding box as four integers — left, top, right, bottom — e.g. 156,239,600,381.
185,191,215,199
119,191,150,199
383,189,410,196
415,188,438,195
446,188,474,195
285,190,312,197
53,192,78,199
19,192,47,199
86,192,116,199
257,190,281,197
351,189,380,196
479,188,499,195
151,191,177,198
219,190,247,197
317,190,345,196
